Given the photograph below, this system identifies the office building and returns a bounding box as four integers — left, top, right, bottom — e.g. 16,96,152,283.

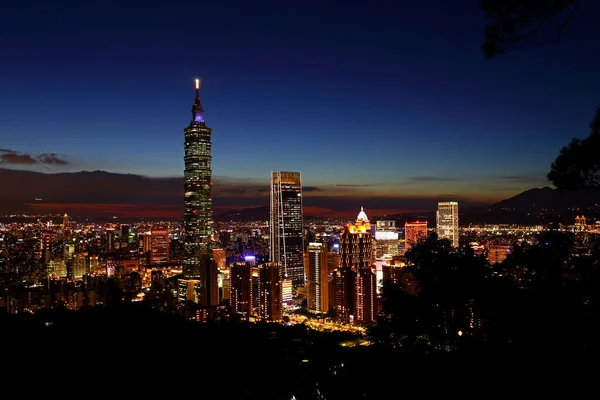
257,262,282,321
404,221,428,250
304,242,329,314
230,261,253,318
270,171,304,286
151,228,169,264
437,201,459,247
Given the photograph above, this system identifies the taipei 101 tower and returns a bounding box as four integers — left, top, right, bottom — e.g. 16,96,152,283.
178,79,219,308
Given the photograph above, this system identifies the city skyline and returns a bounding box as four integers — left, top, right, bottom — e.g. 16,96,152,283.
2,1,600,218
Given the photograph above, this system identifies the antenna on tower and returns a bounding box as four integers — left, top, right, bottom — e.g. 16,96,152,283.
194,78,201,105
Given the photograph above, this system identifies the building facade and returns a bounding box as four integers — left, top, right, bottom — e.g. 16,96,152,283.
230,261,253,318
304,242,329,314
270,171,304,286
436,201,459,248
257,262,283,321
404,221,428,250
150,228,169,264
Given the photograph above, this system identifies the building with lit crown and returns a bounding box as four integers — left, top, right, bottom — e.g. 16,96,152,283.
334,207,378,323
270,171,304,286
179,79,219,307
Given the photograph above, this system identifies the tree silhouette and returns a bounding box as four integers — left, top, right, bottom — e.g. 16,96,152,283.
481,0,580,58
548,105,600,190
369,233,491,349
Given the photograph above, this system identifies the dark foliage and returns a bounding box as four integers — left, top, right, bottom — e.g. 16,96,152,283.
548,105,600,190
369,231,600,391
481,0,580,58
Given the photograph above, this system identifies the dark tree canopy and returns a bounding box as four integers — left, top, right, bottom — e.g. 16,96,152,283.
481,0,580,58
548,105,600,190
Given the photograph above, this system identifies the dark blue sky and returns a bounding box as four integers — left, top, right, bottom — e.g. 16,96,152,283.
2,0,600,210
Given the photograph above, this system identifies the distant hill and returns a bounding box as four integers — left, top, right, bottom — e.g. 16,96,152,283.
490,187,600,212
214,187,600,225
460,187,600,225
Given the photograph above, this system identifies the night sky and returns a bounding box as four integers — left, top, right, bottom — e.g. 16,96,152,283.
1,0,600,217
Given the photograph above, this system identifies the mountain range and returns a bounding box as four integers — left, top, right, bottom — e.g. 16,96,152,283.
215,187,600,225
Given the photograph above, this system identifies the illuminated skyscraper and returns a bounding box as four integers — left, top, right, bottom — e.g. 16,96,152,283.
304,242,329,314
436,201,459,247
230,261,253,318
270,171,304,286
334,207,378,323
404,221,428,250
257,262,283,322
150,227,169,264
340,207,372,270
180,78,219,307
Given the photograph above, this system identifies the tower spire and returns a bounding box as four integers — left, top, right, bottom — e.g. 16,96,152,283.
195,78,200,104
192,78,204,123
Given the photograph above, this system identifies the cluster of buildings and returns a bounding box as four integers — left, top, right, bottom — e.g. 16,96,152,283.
8,79,569,326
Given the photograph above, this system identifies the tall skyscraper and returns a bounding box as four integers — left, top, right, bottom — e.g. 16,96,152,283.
340,207,372,270
304,242,329,314
334,207,378,323
180,78,219,307
270,171,304,286
437,201,459,247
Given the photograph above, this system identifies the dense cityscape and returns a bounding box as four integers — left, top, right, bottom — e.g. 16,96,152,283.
3,0,600,398
2,80,600,398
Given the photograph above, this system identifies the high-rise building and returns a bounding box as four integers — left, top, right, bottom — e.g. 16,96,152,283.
340,207,372,270
106,228,115,252
73,252,88,280
180,78,219,307
230,261,253,318
355,266,377,323
270,171,304,286
334,207,378,323
382,259,418,295
150,228,169,264
89,256,99,274
404,221,428,250
121,225,130,246
139,231,152,254
257,262,282,321
437,201,459,247
375,220,399,257
304,242,329,314
62,213,69,233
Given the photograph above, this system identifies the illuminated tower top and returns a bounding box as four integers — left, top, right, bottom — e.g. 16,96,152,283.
356,206,369,225
192,78,204,124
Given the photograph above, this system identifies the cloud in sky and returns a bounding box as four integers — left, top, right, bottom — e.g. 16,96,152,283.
0,168,504,218
0,149,69,166
403,176,459,184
